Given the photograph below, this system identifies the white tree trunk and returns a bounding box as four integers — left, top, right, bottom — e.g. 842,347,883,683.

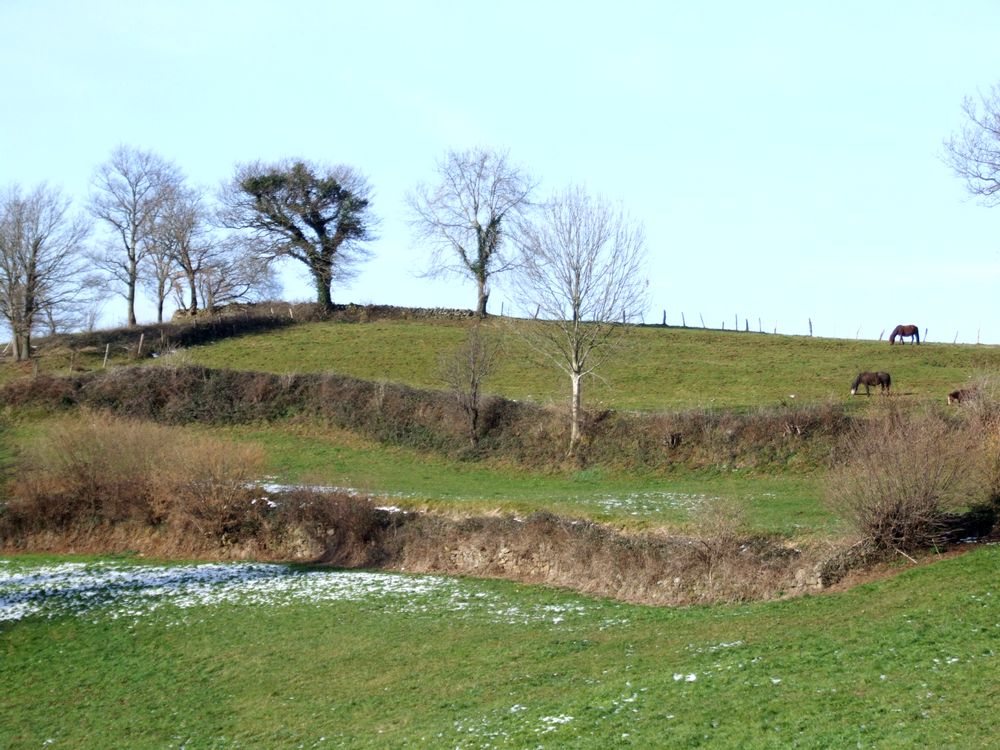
570,370,582,452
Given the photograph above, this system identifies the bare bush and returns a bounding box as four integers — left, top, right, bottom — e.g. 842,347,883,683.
826,404,986,554
689,497,747,587
948,376,1000,503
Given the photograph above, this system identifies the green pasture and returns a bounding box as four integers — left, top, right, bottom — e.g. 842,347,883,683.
180,318,1000,410
3,548,999,748
1,416,831,536
219,423,833,535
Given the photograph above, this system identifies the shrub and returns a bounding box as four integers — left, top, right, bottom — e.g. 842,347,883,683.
5,411,265,535
826,404,985,554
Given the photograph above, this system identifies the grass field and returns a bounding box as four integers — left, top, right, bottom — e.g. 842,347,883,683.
216,422,833,535
3,548,999,748
179,318,1000,410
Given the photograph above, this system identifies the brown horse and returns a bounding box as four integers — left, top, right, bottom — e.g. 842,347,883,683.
889,324,920,345
948,388,975,405
851,371,891,396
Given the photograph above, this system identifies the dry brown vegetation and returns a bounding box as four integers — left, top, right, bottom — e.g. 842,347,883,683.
826,398,1000,556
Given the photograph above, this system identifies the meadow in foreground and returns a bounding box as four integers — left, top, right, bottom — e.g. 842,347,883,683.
3,548,998,748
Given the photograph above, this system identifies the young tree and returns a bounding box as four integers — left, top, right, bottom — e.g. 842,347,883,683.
438,321,501,446
945,83,1000,205
220,160,374,311
89,145,181,325
512,186,648,453
0,184,91,360
140,239,176,323
407,147,534,317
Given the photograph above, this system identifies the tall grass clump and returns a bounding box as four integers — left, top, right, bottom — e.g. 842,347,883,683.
826,403,989,555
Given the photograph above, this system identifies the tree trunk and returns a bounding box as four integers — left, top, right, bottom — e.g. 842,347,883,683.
127,278,137,326
314,271,334,311
569,370,582,453
187,270,198,315
14,331,30,362
476,277,489,318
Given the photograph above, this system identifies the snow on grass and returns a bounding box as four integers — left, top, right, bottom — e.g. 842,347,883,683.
581,490,717,516
0,559,627,630
256,479,714,517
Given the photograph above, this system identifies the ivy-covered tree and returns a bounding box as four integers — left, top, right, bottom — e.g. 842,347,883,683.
407,147,534,317
220,160,375,310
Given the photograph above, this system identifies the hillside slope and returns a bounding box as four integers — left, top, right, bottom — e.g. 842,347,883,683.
180,316,1000,410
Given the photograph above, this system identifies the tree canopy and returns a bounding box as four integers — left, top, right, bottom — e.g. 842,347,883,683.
221,160,375,310
945,83,1000,206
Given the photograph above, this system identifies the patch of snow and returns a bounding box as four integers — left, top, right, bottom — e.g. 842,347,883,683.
0,559,625,630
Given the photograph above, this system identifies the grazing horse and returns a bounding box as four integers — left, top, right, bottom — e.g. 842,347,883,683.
851,371,891,396
948,388,975,405
889,324,920,345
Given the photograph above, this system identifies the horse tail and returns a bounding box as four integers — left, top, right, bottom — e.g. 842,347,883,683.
915,328,920,344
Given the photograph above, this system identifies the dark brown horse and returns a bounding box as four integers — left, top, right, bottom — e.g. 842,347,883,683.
889,324,920,345
851,371,891,396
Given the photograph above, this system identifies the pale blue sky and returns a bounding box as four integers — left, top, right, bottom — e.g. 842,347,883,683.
2,1,999,342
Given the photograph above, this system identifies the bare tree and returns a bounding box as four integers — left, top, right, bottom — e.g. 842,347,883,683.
89,145,181,325
511,186,648,452
0,184,91,360
407,147,535,317
194,239,280,313
219,159,374,311
945,83,1000,205
149,184,210,317
140,239,176,323
438,321,501,445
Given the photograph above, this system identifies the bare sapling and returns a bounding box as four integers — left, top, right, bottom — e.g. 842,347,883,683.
438,321,500,445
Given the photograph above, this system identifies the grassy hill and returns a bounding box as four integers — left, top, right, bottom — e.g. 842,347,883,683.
178,317,1000,410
